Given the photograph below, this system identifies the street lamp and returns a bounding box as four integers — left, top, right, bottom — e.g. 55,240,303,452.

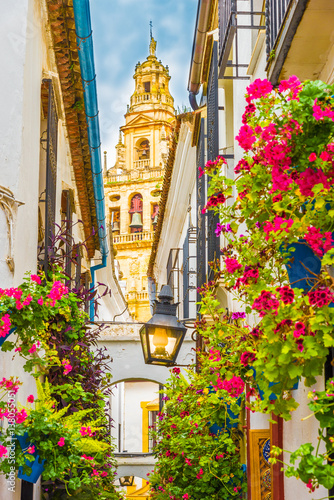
139,285,187,366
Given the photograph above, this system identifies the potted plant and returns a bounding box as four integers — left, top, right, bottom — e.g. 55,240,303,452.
149,367,246,499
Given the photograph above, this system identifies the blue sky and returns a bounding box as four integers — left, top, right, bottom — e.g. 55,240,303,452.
90,0,198,166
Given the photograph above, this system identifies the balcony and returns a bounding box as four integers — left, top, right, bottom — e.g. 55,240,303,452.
105,167,163,184
133,159,150,169
266,0,334,84
113,231,154,246
218,0,264,79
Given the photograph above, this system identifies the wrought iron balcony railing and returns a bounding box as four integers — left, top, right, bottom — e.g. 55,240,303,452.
218,0,264,79
266,0,291,57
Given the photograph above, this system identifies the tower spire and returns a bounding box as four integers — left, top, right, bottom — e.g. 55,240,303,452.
149,21,156,57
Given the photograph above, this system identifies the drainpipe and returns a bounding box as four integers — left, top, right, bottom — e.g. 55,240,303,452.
187,0,212,110
72,0,109,320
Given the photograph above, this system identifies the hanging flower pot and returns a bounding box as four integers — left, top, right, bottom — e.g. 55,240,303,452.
0,327,16,347
208,391,241,434
250,367,299,401
209,403,240,435
281,240,321,292
16,432,45,484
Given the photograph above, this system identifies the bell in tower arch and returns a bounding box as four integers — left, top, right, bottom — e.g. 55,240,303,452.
129,212,143,229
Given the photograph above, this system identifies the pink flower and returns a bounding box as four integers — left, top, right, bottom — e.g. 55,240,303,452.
15,347,22,352
236,124,256,151
27,395,34,403
306,479,316,492
276,286,294,305
320,151,331,162
305,227,333,257
91,469,99,476
15,409,28,424
47,281,68,306
225,258,242,274
313,99,334,121
215,375,245,397
81,454,94,460
0,314,11,338
0,377,20,394
263,216,293,241
293,322,306,338
57,437,65,447
0,445,8,458
309,153,317,162
295,167,329,197
28,344,37,354
22,294,32,306
62,359,72,376
308,287,334,307
37,297,44,305
278,75,302,100
101,471,108,477
252,291,280,317
240,351,256,367
80,426,93,437
27,445,35,454
31,274,41,285
246,78,273,103
183,495,190,500
185,458,192,466
196,468,204,479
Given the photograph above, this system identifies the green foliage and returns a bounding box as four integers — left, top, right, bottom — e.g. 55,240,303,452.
149,368,246,500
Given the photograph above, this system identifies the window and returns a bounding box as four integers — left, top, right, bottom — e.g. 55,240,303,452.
110,208,120,233
129,194,143,233
151,204,159,230
39,79,58,274
144,81,150,93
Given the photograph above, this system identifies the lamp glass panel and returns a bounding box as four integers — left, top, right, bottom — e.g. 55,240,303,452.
147,326,178,360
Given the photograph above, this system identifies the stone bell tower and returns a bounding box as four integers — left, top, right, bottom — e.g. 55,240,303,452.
104,36,175,321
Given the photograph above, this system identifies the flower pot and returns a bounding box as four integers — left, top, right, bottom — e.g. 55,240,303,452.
0,327,16,347
16,432,45,483
281,241,321,291
250,367,299,401
208,392,241,434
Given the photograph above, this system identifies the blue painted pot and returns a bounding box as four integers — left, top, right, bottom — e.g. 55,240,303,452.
250,367,298,401
0,327,16,347
282,240,321,291
16,432,45,483
207,387,241,434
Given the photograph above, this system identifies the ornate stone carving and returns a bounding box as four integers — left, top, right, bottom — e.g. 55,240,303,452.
0,186,24,273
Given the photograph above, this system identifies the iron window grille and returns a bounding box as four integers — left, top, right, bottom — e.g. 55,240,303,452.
183,227,197,320
167,248,181,315
42,79,58,275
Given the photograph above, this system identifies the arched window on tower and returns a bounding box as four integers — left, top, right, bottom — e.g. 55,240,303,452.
135,139,150,161
151,204,159,231
129,194,143,233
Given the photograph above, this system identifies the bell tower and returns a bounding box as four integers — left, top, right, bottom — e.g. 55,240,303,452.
104,36,175,321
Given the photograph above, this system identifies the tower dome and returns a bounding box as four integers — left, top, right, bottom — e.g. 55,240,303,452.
128,37,174,115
